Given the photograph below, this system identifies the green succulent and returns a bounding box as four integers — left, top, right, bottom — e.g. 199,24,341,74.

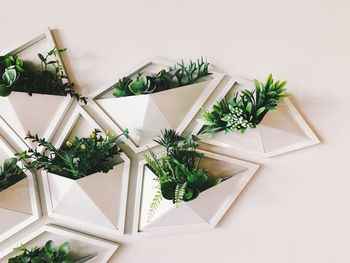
0,158,26,192
112,57,211,97
0,49,87,103
145,129,221,221
199,74,288,134
9,240,72,263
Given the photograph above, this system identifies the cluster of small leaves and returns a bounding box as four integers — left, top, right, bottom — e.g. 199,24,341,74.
16,129,128,180
0,158,26,192
145,129,221,220
112,57,211,97
9,240,72,263
0,48,87,103
199,74,288,134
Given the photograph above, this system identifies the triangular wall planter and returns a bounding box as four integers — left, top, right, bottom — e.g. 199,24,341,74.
0,27,73,147
192,76,320,157
90,58,225,153
41,105,130,235
0,117,40,243
132,150,259,237
0,225,119,262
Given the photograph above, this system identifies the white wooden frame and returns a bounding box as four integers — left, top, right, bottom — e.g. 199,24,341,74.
0,117,40,243
0,27,73,148
41,105,130,236
192,76,320,157
132,150,259,237
90,58,225,154
0,225,119,262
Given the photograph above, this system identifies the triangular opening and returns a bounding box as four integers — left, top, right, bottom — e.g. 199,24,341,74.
0,92,69,146
77,163,125,227
66,114,96,142
0,208,32,236
0,178,32,215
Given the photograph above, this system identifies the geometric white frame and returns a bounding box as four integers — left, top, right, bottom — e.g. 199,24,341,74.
0,225,119,262
132,150,260,237
41,105,130,236
90,58,225,154
192,76,320,157
0,27,73,147
0,117,41,243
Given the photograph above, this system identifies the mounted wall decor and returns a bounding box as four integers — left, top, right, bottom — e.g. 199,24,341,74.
26,105,130,236
90,57,225,153
0,27,85,148
0,117,40,243
0,225,119,262
132,130,259,236
193,75,320,157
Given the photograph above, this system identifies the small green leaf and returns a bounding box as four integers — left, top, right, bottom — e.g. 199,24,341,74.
2,68,17,86
38,53,45,62
246,102,252,114
58,242,70,256
256,107,265,116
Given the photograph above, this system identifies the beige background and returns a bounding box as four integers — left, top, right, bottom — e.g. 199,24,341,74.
0,0,349,262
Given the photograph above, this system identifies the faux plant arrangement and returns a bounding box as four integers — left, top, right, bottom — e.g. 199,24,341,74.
9,240,72,263
112,57,211,97
0,158,26,192
0,48,87,103
16,129,128,179
198,74,288,134
145,129,222,220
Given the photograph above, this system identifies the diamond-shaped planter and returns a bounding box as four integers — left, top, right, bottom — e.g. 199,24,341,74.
0,225,119,262
132,150,259,236
90,58,225,153
41,105,130,235
0,117,40,242
193,76,320,157
0,27,73,147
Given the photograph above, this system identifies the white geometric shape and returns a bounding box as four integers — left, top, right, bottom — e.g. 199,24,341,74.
0,225,119,263
41,105,130,236
132,150,259,237
0,177,32,215
0,27,73,147
0,118,40,242
90,58,225,153
97,95,171,146
193,76,320,157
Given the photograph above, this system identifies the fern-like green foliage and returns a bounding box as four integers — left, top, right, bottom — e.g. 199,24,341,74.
112,57,211,97
0,48,87,103
199,74,288,134
0,158,26,192
9,240,72,263
16,129,128,180
146,129,222,220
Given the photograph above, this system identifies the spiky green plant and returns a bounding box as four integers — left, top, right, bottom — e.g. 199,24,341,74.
9,240,72,263
145,129,222,221
16,129,128,180
0,158,26,192
112,57,211,97
0,48,87,103
199,74,288,134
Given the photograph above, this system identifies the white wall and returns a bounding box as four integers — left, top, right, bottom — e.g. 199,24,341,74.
1,0,349,262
